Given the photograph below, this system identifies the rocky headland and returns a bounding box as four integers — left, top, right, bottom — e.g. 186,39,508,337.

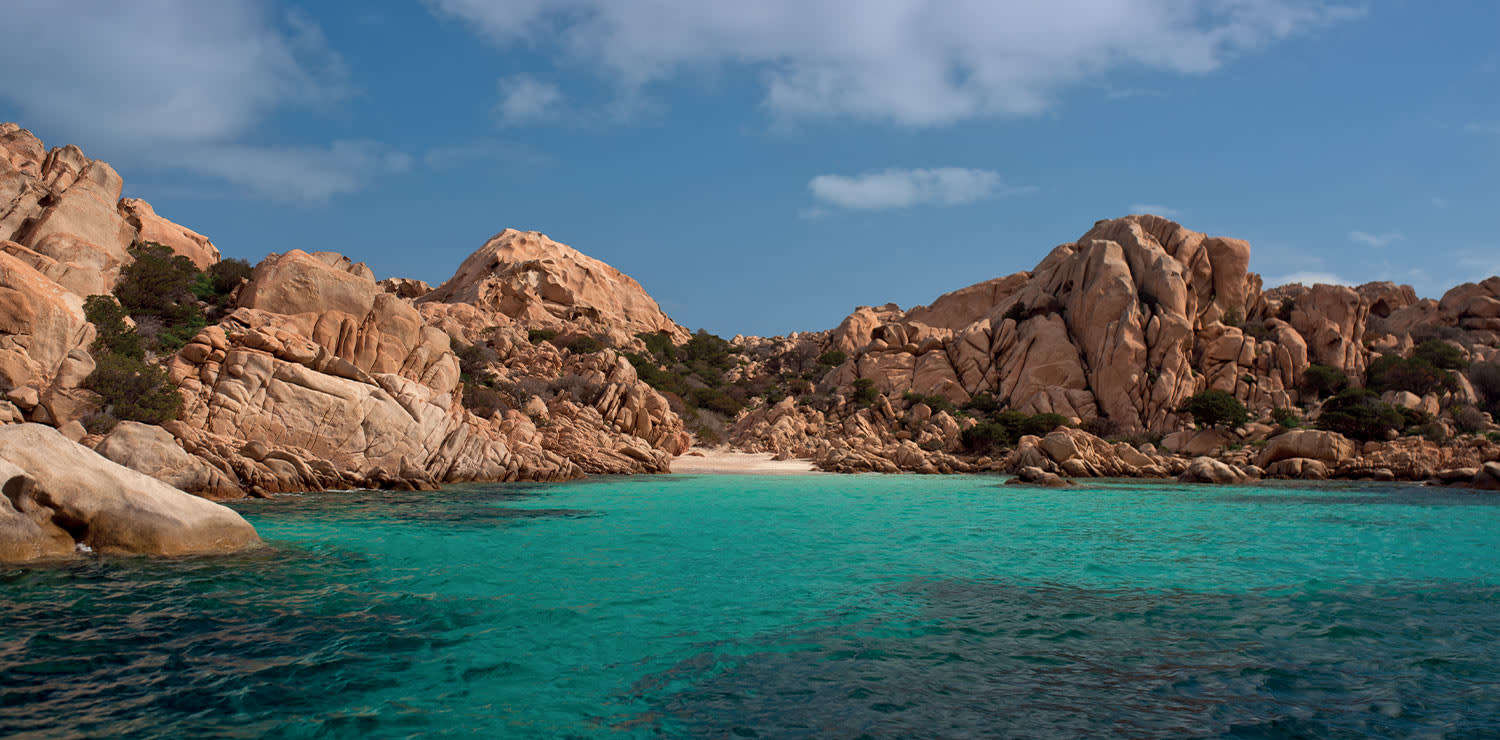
1,122,1498,561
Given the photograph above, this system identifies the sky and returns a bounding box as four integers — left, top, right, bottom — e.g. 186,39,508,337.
1,0,1497,337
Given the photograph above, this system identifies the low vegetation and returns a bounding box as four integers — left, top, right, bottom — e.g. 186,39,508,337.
79,244,252,430
1316,388,1403,441
1177,389,1249,429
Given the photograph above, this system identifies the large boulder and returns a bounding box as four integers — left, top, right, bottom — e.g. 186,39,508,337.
1256,429,1356,468
94,421,243,499
1178,456,1249,484
0,424,259,560
0,458,74,562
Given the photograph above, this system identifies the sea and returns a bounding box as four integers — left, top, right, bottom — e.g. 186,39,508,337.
2,474,1499,738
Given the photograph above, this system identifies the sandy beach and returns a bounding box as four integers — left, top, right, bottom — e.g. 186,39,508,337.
669,449,820,475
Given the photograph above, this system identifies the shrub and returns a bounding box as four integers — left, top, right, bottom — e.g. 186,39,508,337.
962,392,1003,418
690,386,742,417
1299,364,1348,399
1367,355,1457,397
207,258,253,295
1453,405,1489,435
1469,361,1500,414
1221,307,1242,327
1412,339,1468,370
1079,417,1115,438
637,331,678,360
115,243,202,317
1178,390,1249,429
817,349,848,367
83,353,182,425
902,392,958,416
528,329,557,344
850,378,878,407
1270,407,1301,428
566,335,604,355
1244,321,1273,341
1316,388,1403,441
83,296,143,360
960,411,1068,454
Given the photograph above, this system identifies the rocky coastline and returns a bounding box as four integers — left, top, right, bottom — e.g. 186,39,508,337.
1,122,1498,562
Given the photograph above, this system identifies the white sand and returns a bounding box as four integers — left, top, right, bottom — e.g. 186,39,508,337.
669,449,819,475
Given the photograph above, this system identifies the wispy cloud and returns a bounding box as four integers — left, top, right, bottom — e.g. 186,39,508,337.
423,139,551,170
1349,230,1404,248
1431,196,1448,209
495,75,564,126
1130,203,1182,217
1464,122,1500,135
808,168,1030,210
428,0,1361,127
1267,271,1352,287
0,1,401,203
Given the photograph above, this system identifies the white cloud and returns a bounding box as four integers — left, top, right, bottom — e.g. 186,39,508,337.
1266,271,1351,287
1349,230,1404,248
808,168,1026,210
1129,203,1182,217
427,0,1360,126
1464,122,1500,134
495,76,564,125
0,1,400,203
179,141,412,204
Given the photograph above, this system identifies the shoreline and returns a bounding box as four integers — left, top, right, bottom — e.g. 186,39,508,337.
668,449,820,475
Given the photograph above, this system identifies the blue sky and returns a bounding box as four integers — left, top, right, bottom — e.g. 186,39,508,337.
1,1,1496,336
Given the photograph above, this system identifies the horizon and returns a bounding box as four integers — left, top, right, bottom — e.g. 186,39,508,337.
1,1,1497,336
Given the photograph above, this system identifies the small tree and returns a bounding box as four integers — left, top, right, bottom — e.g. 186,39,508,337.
817,349,847,367
850,378,879,407
1412,339,1468,370
1178,389,1249,429
1299,364,1348,399
1316,388,1403,441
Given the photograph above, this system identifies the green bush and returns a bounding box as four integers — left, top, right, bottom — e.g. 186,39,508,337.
637,331,678,360
84,296,143,360
1469,361,1500,414
115,243,201,317
462,384,507,418
528,329,557,344
902,392,958,416
960,411,1068,454
1178,389,1249,429
1316,388,1403,441
689,386,742,417
1413,339,1468,370
83,353,182,425
1299,364,1348,399
817,349,848,367
850,378,879,407
1221,307,1242,327
207,258,253,295
566,335,604,355
962,392,1003,418
1270,407,1301,428
1367,354,1457,397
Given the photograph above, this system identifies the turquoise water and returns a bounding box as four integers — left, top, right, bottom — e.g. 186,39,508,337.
3,475,1500,738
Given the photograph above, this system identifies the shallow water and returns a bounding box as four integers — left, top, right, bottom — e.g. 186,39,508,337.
3,475,1499,738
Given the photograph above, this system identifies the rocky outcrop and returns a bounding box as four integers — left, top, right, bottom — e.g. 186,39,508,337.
94,421,242,500
793,216,1321,436
422,228,688,345
118,198,220,270
1179,456,1252,484
0,424,258,561
0,124,218,296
